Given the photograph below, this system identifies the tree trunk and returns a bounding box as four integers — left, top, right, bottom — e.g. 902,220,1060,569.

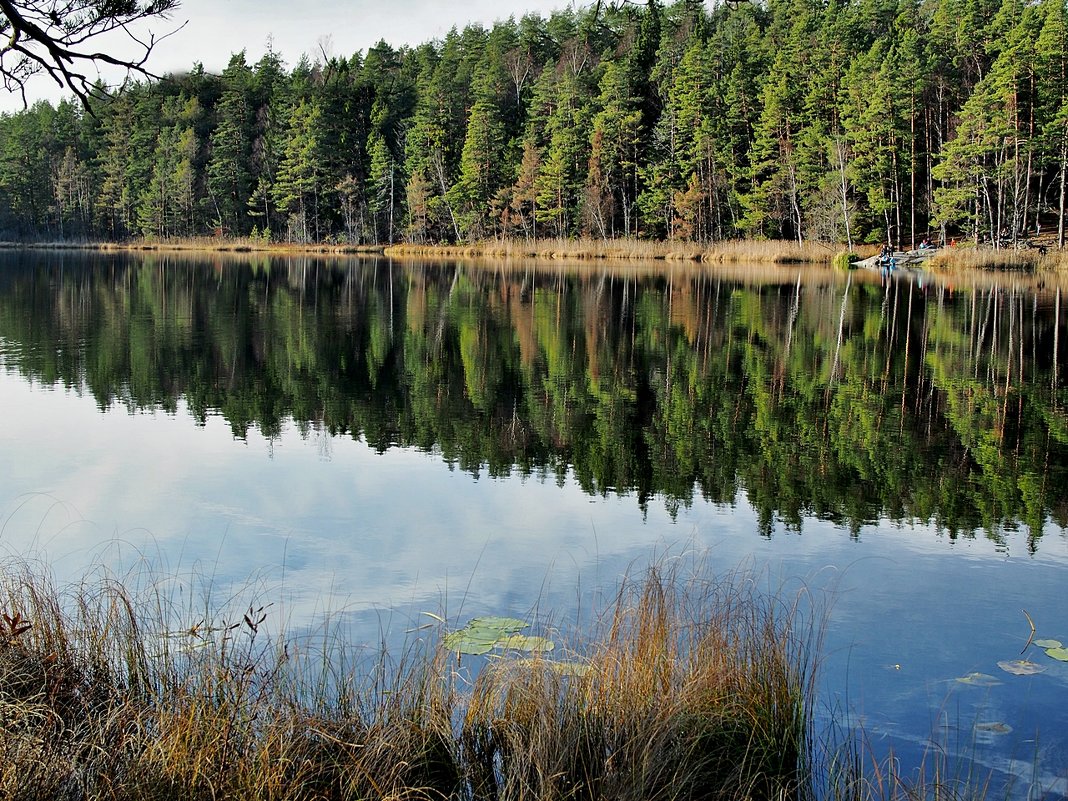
1059,130,1067,249
836,135,853,250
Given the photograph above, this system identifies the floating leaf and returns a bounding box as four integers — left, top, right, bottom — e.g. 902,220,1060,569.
463,627,512,644
1045,647,1068,662
498,634,555,652
997,660,1046,676
469,617,528,634
1033,639,1062,649
442,616,545,656
442,630,495,655
955,672,1001,687
975,722,1012,735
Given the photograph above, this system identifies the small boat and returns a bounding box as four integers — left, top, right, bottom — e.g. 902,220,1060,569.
853,248,939,271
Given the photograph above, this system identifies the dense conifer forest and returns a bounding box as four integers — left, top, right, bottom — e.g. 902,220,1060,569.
1,0,1066,249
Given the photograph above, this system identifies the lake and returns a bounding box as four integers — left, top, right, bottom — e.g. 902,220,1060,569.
1,250,1067,797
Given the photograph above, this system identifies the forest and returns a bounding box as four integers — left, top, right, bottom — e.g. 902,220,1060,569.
0,0,1066,250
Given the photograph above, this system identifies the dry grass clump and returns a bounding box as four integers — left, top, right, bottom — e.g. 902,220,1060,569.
0,561,458,801
0,555,995,801
462,565,819,801
385,237,703,261
0,238,384,256
699,240,835,264
924,244,1068,273
926,246,1045,272
6,236,833,264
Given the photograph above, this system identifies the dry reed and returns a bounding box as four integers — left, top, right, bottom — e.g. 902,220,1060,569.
0,555,1014,801
926,245,1068,272
385,238,835,264
0,237,385,256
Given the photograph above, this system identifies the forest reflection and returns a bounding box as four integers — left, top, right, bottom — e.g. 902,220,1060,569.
1,251,1065,546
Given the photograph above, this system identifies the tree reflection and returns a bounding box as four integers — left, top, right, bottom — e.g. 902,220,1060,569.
1,252,1065,545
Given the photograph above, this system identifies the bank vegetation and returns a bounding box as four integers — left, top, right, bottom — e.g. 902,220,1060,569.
0,556,985,801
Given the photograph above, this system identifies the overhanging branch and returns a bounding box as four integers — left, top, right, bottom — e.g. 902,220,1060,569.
0,0,182,110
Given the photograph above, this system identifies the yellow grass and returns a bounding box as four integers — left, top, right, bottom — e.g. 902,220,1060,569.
385,237,836,264
926,244,1068,272
0,536,1031,801
0,236,385,256
6,237,1067,273
0,555,837,801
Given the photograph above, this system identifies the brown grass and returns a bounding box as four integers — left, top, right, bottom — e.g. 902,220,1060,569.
0,554,1022,800
0,237,385,256
0,555,836,801
385,237,835,264
462,564,821,801
925,244,1068,272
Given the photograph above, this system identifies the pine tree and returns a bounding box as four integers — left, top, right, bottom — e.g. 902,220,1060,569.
367,98,401,243
449,48,509,240
842,41,903,245
933,0,1042,244
272,98,325,242
95,94,138,237
207,53,255,235
585,59,643,238
535,65,593,238
1035,0,1068,247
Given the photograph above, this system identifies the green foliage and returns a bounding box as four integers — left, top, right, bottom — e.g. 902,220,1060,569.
832,250,859,269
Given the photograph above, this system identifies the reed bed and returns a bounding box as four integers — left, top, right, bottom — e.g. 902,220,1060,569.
384,237,701,261
0,237,384,255
384,238,834,264
0,556,834,801
925,245,1068,272
0,557,1019,801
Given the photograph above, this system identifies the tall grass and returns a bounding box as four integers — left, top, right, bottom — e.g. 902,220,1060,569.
461,565,821,801
926,245,1068,272
0,237,385,255
0,557,1015,800
385,237,835,264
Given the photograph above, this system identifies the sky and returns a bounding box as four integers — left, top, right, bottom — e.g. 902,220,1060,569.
1,0,576,111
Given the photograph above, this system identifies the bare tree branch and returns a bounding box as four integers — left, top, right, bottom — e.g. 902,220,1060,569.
0,0,183,110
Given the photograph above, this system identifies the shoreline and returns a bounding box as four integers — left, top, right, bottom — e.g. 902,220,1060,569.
0,236,835,264
2,236,1065,272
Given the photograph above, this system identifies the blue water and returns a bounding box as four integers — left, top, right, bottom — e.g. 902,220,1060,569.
2,253,1067,797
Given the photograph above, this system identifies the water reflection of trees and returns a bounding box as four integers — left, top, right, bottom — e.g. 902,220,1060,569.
1,252,1065,545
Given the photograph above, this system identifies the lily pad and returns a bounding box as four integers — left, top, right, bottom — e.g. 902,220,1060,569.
469,616,528,633
442,631,495,655
975,722,1012,735
1033,639,1062,649
997,659,1046,676
955,672,1001,687
498,634,555,652
442,616,552,656
1045,647,1068,662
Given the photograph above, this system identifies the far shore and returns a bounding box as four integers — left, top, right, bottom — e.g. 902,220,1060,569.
2,236,1066,271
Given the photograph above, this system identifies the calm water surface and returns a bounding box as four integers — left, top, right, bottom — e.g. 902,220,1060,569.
2,251,1067,796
